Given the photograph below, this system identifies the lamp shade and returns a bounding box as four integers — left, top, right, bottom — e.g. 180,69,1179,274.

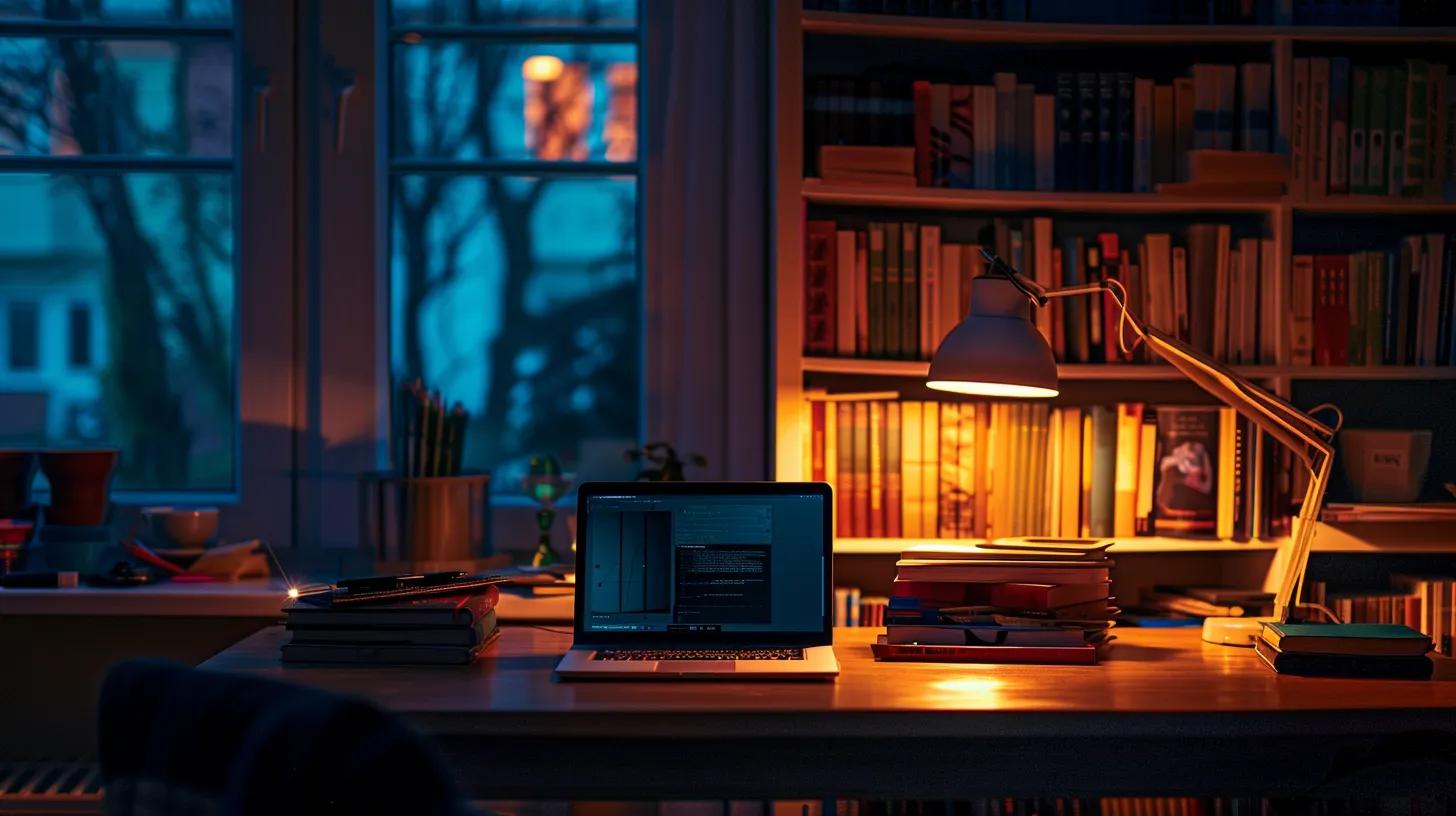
926,276,1059,398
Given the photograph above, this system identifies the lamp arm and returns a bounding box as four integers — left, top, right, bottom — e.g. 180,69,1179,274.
1034,277,1336,623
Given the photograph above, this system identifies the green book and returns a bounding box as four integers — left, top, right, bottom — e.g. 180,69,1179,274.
1403,60,1429,197
901,222,919,360
884,222,902,358
1362,68,1390,196
868,223,885,358
1262,622,1432,657
1349,66,1369,192
1387,67,1407,197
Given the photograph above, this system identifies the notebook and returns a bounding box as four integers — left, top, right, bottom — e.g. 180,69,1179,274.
1260,622,1432,657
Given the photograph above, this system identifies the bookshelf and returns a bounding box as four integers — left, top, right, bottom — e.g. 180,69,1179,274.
772,4,1456,556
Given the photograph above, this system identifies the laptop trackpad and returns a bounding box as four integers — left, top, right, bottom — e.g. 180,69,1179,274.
661,661,737,673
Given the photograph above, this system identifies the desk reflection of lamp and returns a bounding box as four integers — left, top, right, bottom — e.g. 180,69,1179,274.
926,250,1337,646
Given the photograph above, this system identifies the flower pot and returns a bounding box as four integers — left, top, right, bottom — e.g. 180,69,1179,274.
0,450,37,518
40,449,119,526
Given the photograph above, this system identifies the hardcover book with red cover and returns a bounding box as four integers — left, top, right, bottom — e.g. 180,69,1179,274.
1313,254,1350,365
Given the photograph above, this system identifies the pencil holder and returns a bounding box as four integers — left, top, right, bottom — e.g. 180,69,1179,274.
358,472,492,571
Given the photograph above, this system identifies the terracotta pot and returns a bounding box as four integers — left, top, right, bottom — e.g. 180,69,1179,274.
0,450,37,518
40,449,119,526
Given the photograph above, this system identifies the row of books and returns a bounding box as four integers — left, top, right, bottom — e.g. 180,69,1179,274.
1307,576,1456,656
802,0,1456,25
876,540,1115,664
793,799,1447,816
833,587,890,626
807,399,1283,541
1291,58,1454,201
1289,235,1456,367
809,63,1274,192
804,217,1282,366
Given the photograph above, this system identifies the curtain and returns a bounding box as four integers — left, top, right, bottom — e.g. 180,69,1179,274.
643,0,771,480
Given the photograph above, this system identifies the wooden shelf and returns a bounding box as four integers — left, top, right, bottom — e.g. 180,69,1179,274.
803,356,1456,382
803,182,1280,213
804,182,1456,215
833,537,1280,555
802,11,1456,44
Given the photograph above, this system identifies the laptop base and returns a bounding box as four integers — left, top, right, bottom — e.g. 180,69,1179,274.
554,645,839,680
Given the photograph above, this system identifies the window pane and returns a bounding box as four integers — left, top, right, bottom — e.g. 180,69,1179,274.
0,173,236,491
7,301,37,369
66,301,91,368
392,41,636,162
0,38,232,157
390,174,639,489
0,0,230,22
390,0,634,28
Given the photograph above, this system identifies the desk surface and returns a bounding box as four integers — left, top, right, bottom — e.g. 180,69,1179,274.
203,626,1456,799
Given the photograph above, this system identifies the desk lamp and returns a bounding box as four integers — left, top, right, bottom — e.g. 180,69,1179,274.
928,249,1336,646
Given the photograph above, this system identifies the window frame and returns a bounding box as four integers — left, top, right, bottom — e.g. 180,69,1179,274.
0,1,298,548
373,0,649,509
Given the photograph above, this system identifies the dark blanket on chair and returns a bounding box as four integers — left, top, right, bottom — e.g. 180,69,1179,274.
98,659,465,815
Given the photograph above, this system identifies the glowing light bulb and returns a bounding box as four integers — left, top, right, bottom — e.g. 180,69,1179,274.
287,587,300,600
522,55,564,83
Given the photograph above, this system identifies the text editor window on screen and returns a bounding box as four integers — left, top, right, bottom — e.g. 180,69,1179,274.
0,1,237,492
387,0,642,493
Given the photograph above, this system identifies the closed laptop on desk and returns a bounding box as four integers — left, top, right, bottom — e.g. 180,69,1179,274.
555,482,840,680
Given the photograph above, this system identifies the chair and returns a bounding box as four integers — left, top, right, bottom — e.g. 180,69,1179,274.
97,659,469,815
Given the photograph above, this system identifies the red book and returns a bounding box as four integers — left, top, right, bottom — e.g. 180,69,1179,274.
1097,233,1122,362
804,220,838,355
1312,254,1349,365
913,80,932,187
1051,247,1066,361
891,580,1110,611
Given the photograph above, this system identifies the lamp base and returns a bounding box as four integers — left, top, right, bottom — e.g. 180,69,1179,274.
1201,616,1274,647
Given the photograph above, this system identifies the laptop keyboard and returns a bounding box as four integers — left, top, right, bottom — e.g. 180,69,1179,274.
592,648,806,661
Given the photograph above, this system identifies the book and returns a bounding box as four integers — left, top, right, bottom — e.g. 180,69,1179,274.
912,80,932,186
834,230,856,356
949,84,973,187
1261,622,1432,657
1097,71,1116,192
893,560,1111,584
930,82,951,187
1292,58,1309,198
1388,67,1408,197
1404,60,1429,197
1240,62,1272,152
1364,67,1390,195
282,629,499,666
1034,92,1056,191
1254,636,1433,679
1350,66,1370,192
288,612,497,647
1328,57,1351,195
1055,73,1076,190
868,223,886,357
1309,58,1330,196
901,222,919,359
1151,406,1222,535
1290,254,1316,364
1153,83,1175,185
871,636,1098,665
892,579,1110,611
1133,77,1154,193
884,222,902,358
283,587,500,629
804,220,836,355
885,624,1090,647
994,72,1018,189
1313,254,1350,365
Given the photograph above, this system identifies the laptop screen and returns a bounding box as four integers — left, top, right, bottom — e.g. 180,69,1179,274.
576,484,830,644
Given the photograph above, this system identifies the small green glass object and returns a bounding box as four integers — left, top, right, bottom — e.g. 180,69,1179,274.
523,455,571,567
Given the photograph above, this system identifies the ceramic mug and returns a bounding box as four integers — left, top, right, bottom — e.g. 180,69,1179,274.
40,449,119,526
143,506,220,549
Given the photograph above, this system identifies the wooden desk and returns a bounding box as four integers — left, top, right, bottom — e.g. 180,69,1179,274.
202,626,1456,800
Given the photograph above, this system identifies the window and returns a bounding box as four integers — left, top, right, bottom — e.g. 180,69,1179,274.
6,300,37,370
0,1,237,491
66,301,91,368
386,0,643,491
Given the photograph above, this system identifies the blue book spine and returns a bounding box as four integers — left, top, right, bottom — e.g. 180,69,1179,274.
1076,72,1097,192
1115,72,1133,193
1055,73,1076,191
1382,250,1400,366
1063,236,1089,363
1096,72,1116,193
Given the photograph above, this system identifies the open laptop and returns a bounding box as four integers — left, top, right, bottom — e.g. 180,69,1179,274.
555,481,839,680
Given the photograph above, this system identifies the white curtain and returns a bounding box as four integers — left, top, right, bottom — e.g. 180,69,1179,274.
643,0,771,479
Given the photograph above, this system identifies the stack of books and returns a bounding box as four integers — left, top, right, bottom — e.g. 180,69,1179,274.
873,540,1116,664
1255,622,1434,678
1308,573,1456,656
282,585,502,666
